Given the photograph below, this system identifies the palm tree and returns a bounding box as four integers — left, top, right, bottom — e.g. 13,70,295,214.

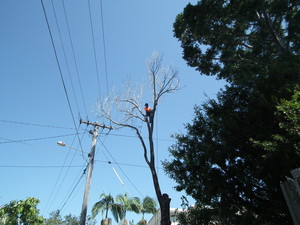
115,193,140,225
137,196,157,225
91,193,122,225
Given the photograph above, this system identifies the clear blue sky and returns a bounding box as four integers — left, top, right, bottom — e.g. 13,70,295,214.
0,0,225,223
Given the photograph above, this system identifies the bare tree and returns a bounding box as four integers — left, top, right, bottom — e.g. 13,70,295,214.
96,52,179,225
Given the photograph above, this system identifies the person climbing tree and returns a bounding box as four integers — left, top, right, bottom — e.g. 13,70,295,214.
144,103,154,117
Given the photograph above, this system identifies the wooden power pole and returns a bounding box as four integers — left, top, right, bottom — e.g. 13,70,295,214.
79,120,112,225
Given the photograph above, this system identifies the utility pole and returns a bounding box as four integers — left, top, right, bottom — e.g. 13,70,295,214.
79,119,112,225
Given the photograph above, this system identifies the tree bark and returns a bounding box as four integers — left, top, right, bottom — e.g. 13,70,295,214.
149,163,171,225
147,116,171,225
160,194,171,225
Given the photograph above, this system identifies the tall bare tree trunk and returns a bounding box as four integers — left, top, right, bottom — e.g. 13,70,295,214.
147,114,171,225
96,52,179,225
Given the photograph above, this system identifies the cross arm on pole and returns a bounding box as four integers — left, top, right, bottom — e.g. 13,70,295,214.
80,119,113,130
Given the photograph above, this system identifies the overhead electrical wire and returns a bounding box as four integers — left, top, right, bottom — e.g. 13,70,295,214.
55,163,86,213
50,0,80,114
99,0,109,95
100,132,173,142
0,165,84,168
43,135,78,215
63,176,85,213
40,1,92,215
45,133,88,214
0,160,162,170
87,0,102,98
0,119,75,130
96,159,157,169
52,126,90,212
98,138,144,198
101,150,124,185
61,0,88,116
40,0,85,158
59,165,87,213
0,133,82,144
43,126,89,215
0,119,173,142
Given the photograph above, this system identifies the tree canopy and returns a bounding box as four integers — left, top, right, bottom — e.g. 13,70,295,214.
174,0,300,83
44,210,96,225
165,0,300,224
0,197,44,225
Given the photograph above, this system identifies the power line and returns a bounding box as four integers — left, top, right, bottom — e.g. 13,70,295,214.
0,165,84,168
61,0,88,116
0,133,82,144
99,132,173,142
50,0,81,114
0,119,174,142
98,138,144,198
63,176,85,214
40,0,85,162
94,159,163,170
59,165,87,213
43,135,78,215
0,119,75,130
0,160,161,169
43,129,89,215
87,0,102,98
99,0,109,95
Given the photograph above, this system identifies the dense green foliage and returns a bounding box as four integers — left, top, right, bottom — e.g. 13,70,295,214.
252,89,300,156
0,197,44,225
44,211,63,225
44,210,96,225
173,0,300,83
0,197,96,225
175,196,219,225
165,0,300,224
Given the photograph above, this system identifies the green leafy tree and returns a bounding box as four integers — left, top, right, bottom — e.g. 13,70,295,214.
116,193,140,225
253,89,300,156
165,84,300,225
44,210,63,225
164,0,300,224
175,197,218,225
0,197,44,225
136,196,157,225
44,210,96,225
63,214,79,225
174,0,300,83
176,206,216,225
91,193,121,224
276,89,300,151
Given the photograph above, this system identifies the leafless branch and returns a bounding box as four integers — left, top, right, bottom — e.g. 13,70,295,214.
147,52,180,108
95,111,150,165
95,52,180,161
